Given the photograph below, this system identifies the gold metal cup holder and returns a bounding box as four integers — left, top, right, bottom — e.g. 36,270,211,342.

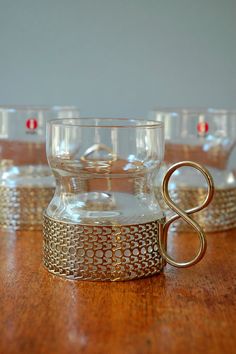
0,185,54,231
43,161,214,281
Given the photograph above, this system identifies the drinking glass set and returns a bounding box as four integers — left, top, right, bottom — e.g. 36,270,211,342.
1,105,235,281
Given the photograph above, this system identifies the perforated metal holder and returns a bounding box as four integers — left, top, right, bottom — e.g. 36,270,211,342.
43,161,214,281
0,185,54,230
43,217,166,281
163,142,236,232
165,187,236,232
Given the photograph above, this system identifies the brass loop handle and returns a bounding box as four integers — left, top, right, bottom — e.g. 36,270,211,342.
158,161,214,268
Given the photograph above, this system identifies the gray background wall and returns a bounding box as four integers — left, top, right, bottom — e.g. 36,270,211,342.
0,0,235,117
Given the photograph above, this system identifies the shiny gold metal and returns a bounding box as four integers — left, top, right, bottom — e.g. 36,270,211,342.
0,186,54,230
162,187,236,232
159,161,214,268
43,215,166,281
43,160,214,281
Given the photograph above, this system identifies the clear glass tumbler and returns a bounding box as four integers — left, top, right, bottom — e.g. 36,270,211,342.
43,118,214,281
150,108,236,232
0,105,80,230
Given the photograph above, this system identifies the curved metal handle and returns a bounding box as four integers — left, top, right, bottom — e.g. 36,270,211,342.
158,161,214,268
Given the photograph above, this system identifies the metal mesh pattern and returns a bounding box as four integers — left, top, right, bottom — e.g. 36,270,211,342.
162,187,236,232
0,186,54,230
43,214,166,281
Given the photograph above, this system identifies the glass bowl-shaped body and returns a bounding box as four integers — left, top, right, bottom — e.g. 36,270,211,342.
46,118,164,226
150,108,236,232
0,105,80,230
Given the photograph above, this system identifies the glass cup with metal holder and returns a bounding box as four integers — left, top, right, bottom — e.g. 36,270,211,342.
43,118,214,281
0,105,80,231
150,108,236,232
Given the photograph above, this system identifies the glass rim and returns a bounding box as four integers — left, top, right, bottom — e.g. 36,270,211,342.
152,107,236,116
48,117,164,129
0,105,79,112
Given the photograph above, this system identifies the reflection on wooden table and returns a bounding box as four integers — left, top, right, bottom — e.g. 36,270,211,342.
0,228,235,354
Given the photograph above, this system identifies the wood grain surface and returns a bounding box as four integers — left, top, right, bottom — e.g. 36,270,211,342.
0,228,235,354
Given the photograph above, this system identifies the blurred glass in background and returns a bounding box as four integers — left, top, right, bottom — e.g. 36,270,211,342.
150,108,236,232
0,105,80,230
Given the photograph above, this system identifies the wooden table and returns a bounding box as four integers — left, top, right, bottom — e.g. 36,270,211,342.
0,228,235,354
